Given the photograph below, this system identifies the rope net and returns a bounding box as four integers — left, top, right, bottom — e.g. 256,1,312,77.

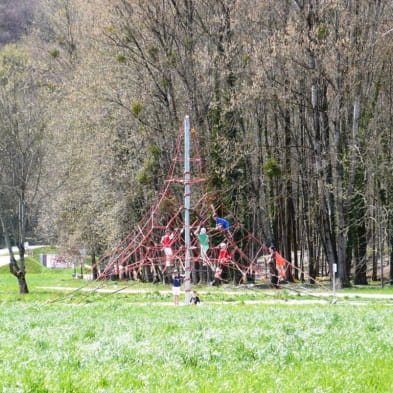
96,126,315,288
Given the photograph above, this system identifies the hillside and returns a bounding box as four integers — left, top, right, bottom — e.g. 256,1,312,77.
0,0,37,45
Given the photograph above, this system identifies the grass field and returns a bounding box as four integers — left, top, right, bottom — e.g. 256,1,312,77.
1,250,393,392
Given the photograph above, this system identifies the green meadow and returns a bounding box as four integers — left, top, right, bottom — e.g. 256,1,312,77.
1,252,393,392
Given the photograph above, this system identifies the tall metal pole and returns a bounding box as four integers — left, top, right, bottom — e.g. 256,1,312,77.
380,223,384,288
184,115,191,303
332,263,337,304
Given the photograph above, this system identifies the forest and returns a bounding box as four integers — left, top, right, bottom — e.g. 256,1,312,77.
1,0,393,291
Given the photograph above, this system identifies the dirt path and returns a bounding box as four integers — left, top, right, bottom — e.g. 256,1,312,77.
37,286,393,305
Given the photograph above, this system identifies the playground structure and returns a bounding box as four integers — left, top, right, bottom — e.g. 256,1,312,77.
97,117,292,289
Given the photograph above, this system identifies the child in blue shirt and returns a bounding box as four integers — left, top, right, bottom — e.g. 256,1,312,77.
172,271,182,305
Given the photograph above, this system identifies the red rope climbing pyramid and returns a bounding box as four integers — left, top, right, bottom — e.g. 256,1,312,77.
98,125,274,284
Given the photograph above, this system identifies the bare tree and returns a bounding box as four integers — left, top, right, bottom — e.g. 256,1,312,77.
0,45,47,293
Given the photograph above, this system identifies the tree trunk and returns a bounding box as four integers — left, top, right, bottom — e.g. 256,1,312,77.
0,216,29,294
389,212,393,285
8,253,29,293
17,271,29,294
354,220,368,285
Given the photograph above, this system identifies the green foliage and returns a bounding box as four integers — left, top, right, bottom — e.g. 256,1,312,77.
263,158,282,178
48,48,60,58
159,194,177,213
166,49,177,65
183,36,193,50
136,169,150,185
317,23,329,40
208,135,240,187
147,44,159,61
147,144,160,158
136,145,161,185
116,54,126,63
131,100,143,117
242,54,250,64
159,77,169,88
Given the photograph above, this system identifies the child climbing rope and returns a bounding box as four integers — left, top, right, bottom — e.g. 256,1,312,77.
218,242,230,265
196,226,209,265
211,204,230,233
161,228,174,268
213,242,230,282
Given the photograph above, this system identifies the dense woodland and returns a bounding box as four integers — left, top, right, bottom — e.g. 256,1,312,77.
1,0,393,292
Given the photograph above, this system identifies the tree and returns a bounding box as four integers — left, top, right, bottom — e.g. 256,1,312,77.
0,45,47,293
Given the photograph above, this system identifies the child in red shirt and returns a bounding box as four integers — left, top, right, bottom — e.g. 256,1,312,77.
161,229,174,267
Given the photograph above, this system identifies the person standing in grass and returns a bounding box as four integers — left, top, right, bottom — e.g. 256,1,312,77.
172,270,182,305
268,245,279,289
190,290,200,305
